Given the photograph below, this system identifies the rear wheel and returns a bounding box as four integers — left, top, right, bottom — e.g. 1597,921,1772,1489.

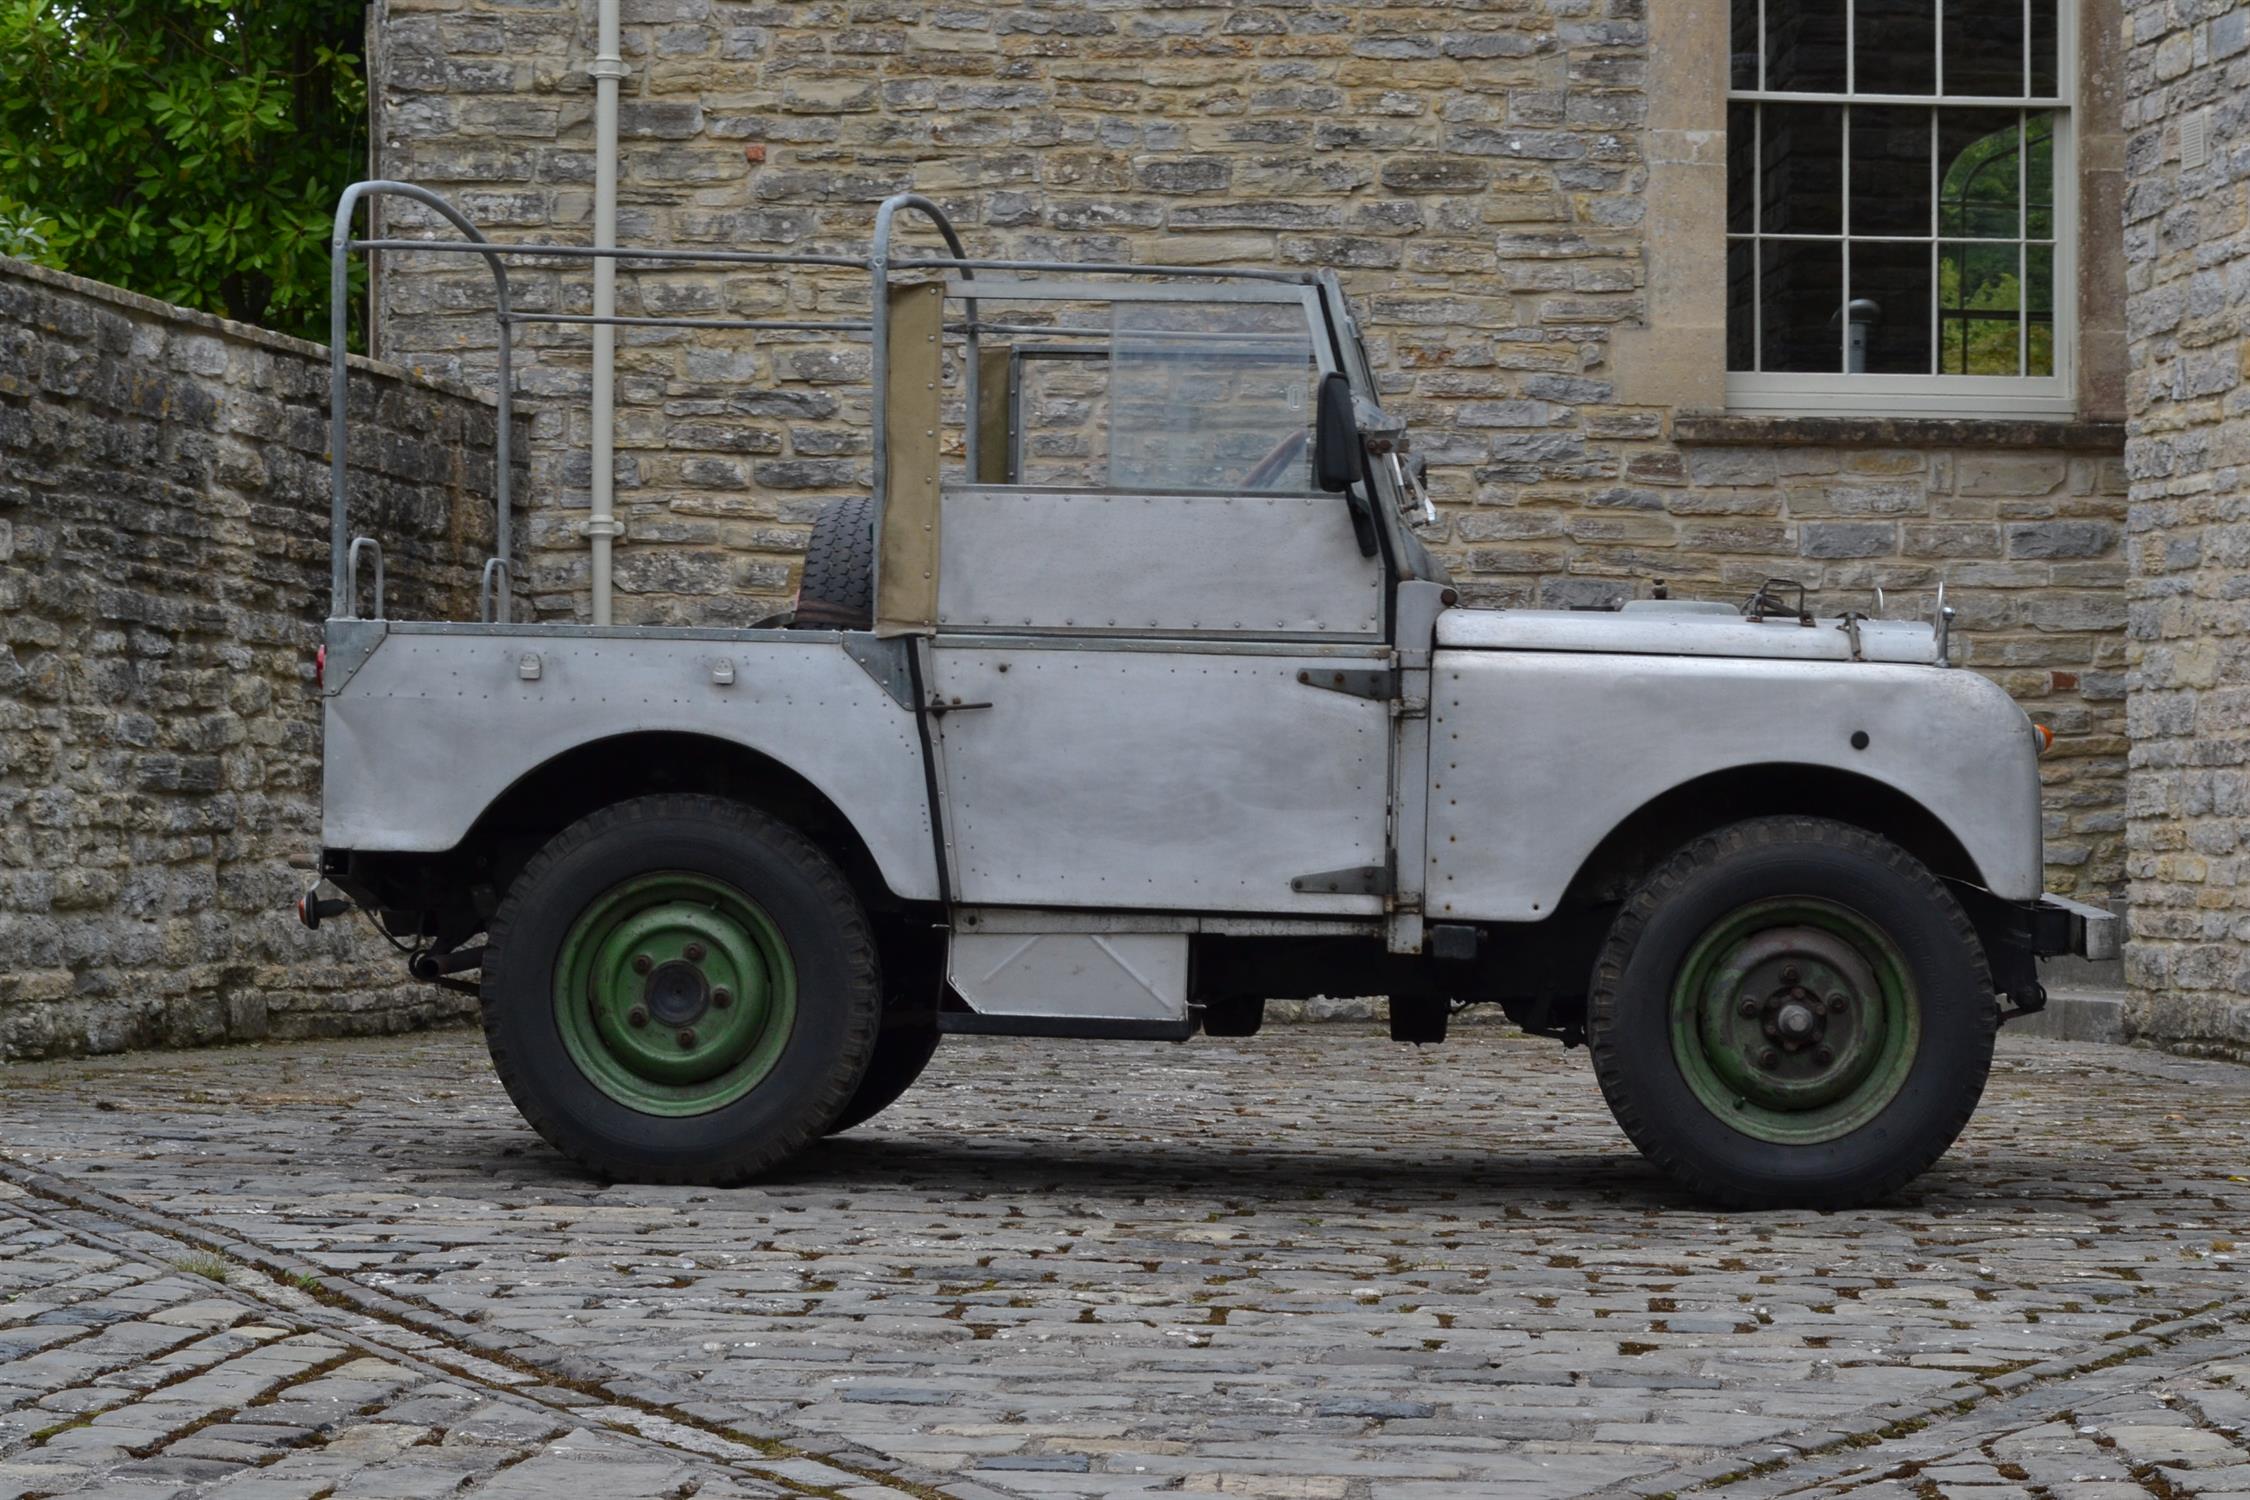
481,795,879,1184
1588,816,1994,1208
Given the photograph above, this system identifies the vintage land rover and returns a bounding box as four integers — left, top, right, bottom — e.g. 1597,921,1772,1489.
305,183,2113,1207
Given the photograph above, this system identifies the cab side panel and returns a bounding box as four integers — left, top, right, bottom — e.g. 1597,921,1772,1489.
1427,650,2043,919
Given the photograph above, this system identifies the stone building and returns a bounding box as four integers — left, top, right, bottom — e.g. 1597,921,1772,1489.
365,0,2135,920
2120,0,2249,1056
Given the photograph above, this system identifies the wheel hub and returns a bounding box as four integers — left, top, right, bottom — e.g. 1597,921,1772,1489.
1668,898,1921,1145
643,959,709,1027
552,874,798,1116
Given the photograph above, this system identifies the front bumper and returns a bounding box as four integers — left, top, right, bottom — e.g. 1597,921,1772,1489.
2028,891,2120,961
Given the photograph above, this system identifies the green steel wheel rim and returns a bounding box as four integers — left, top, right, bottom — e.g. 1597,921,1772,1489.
553,872,797,1116
1667,897,1920,1145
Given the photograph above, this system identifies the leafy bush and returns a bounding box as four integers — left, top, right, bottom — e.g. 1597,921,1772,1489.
0,0,368,346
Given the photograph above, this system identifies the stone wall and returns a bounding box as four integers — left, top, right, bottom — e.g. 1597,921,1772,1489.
2120,0,2250,1061
367,0,2132,908
0,258,523,1059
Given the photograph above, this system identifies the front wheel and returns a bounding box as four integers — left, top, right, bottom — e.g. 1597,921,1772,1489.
481,795,880,1184
1588,816,1995,1208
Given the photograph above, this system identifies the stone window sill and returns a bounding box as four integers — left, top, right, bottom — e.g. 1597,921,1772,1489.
1674,412,2126,452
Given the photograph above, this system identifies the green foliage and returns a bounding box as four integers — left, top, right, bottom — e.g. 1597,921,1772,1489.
0,0,368,346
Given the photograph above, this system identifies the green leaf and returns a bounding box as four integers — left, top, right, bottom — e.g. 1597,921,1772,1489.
0,0,369,346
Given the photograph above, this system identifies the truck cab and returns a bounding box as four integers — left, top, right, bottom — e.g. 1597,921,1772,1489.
309,184,2112,1207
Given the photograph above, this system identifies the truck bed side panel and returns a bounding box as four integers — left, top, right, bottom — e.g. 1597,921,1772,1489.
322,629,939,901
1426,650,2043,919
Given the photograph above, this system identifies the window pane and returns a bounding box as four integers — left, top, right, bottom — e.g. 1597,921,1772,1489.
1728,239,1758,370
2026,113,2055,237
1767,0,1847,92
1763,105,1845,235
1110,302,1317,493
2026,242,2054,375
2030,0,2059,94
1852,107,1933,235
1939,240,2022,374
1729,102,1759,233
1942,0,2026,96
1939,111,2022,238
1855,0,1936,92
1733,0,1761,90
1763,239,1845,371
1849,241,1935,372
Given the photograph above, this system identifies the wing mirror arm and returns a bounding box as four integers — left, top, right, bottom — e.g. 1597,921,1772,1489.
1314,371,1381,558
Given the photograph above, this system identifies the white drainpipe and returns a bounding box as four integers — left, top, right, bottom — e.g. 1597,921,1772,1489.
586,0,626,624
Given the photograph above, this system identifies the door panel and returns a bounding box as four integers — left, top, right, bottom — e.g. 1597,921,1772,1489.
929,646,1390,914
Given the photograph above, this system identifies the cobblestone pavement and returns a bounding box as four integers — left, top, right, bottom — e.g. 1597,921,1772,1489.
1,1027,2247,1500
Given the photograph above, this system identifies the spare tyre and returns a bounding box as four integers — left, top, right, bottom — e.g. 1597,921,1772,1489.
792,497,875,630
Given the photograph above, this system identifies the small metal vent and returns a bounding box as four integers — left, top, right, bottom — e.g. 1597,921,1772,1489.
2182,107,2212,170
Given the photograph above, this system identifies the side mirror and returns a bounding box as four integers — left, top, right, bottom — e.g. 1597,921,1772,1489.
1313,371,1359,493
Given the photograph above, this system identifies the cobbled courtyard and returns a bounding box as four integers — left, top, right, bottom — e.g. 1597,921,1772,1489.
2,1026,2247,1500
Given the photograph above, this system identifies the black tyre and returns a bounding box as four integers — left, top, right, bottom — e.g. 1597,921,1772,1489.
825,1027,943,1134
1587,816,1995,1209
481,794,880,1184
792,497,874,630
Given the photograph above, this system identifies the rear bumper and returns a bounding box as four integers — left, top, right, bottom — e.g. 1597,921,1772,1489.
2028,892,2120,962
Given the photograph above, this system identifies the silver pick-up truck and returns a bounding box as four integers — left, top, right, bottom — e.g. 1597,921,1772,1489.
305,183,2113,1207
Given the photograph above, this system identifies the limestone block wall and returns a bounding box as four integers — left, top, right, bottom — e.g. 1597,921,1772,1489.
0,259,524,1058
2120,0,2250,1060
365,0,2131,907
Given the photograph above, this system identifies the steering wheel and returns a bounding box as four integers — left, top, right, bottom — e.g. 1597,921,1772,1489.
1240,429,1310,491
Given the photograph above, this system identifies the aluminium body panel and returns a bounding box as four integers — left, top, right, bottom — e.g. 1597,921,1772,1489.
927,644,1391,915
949,930,1189,1021
1426,648,2043,919
1438,607,1943,664
936,488,1384,639
322,625,941,901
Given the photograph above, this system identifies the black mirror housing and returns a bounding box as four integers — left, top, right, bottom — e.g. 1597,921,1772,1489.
1313,371,1358,493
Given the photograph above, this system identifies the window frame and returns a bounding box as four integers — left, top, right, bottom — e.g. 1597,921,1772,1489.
1724,0,2079,419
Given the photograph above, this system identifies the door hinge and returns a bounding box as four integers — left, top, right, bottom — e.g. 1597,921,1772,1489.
1295,666,1397,701
1290,862,1394,897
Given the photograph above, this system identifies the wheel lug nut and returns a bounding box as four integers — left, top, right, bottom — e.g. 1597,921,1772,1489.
1759,1048,1779,1069
1739,998,1760,1017
1814,1046,1834,1065
711,988,732,1009
1763,1020,1778,1037
1827,993,1849,1013
627,1006,649,1028
1780,965,1800,984
684,942,706,963
677,1027,697,1049
632,954,653,975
